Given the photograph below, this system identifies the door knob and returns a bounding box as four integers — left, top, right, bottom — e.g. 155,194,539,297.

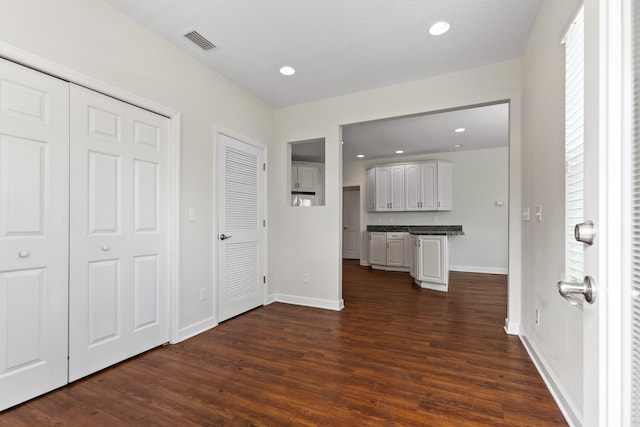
220,234,232,240
101,245,110,251
18,250,30,258
558,276,596,304
574,220,595,245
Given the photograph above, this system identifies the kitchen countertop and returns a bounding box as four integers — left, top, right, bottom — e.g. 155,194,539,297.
366,225,464,235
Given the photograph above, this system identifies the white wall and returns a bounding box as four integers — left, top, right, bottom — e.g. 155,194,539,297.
272,60,522,327
0,0,274,337
344,147,509,274
521,0,583,422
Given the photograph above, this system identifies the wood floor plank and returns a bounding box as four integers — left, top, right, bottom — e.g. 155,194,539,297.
0,260,566,426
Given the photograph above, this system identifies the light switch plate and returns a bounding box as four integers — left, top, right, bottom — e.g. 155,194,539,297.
535,205,543,222
188,208,198,222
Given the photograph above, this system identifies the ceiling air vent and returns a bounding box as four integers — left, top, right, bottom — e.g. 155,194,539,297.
183,30,216,51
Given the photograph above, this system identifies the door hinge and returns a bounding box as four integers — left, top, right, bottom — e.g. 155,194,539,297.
263,163,266,171
263,276,266,284
263,219,266,227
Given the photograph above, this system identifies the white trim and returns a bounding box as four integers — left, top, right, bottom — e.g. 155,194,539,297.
272,294,345,311
520,335,581,427
504,319,520,335
213,126,269,322
177,317,218,343
371,265,409,272
449,265,509,275
0,42,183,346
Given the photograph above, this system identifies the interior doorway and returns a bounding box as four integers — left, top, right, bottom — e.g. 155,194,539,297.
342,186,361,259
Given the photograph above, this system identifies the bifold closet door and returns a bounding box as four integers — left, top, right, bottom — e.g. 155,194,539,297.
68,84,169,381
0,59,69,411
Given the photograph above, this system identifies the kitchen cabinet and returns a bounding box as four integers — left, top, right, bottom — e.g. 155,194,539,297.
386,232,404,267
404,161,451,211
409,235,418,278
366,168,376,212
367,160,451,212
403,233,413,268
414,235,449,292
291,163,318,192
368,232,387,265
374,165,405,211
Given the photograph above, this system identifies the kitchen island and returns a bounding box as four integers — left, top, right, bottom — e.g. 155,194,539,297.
366,225,464,292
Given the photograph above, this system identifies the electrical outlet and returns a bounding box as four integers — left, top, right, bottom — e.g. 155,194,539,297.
535,308,540,325
188,208,198,222
199,288,206,301
303,273,309,283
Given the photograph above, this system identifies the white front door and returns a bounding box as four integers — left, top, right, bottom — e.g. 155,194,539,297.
0,58,69,411
217,131,265,322
68,84,169,381
342,188,360,259
574,0,630,424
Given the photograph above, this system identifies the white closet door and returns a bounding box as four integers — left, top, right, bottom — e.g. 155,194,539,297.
217,132,265,322
69,84,169,381
0,59,69,410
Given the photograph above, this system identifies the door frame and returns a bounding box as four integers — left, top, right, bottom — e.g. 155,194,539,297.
213,126,269,321
0,41,183,344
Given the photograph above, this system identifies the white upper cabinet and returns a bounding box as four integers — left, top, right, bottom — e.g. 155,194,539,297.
404,162,437,211
375,165,405,211
367,160,451,212
291,163,318,192
366,168,376,212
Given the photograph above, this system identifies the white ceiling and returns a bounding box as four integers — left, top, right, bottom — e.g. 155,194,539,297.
103,0,541,108
342,103,510,161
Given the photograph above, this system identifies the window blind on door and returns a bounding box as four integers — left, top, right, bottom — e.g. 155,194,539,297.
631,0,640,422
565,7,585,283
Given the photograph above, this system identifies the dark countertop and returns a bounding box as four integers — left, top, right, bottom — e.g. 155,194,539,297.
366,225,464,235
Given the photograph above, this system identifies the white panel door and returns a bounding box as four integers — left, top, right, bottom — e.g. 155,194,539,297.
69,84,169,381
0,58,69,410
218,132,265,322
342,188,360,259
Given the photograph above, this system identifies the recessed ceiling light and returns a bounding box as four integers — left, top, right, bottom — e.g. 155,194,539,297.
454,127,466,133
454,144,463,148
357,154,365,158
429,21,450,36
280,66,296,76
395,150,404,154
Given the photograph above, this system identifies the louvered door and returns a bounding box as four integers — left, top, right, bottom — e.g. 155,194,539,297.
217,132,265,322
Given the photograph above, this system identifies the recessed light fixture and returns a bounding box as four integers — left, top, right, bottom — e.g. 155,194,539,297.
357,154,365,158
280,66,296,76
395,150,404,154
429,21,450,36
454,144,463,148
454,127,466,133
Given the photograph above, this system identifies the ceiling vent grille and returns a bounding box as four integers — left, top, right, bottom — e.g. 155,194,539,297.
183,30,216,51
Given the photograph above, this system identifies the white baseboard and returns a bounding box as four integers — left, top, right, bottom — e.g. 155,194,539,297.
450,265,508,275
175,316,218,343
519,334,582,427
360,260,370,267
272,293,345,311
504,319,520,335
267,294,277,305
371,265,410,272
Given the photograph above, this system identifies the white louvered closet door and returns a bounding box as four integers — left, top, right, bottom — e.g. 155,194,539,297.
217,132,265,322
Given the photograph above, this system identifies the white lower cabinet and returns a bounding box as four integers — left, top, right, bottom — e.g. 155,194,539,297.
386,233,404,267
414,235,449,292
368,232,387,265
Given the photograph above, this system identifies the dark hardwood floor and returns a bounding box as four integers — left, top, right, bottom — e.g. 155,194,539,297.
0,260,566,426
